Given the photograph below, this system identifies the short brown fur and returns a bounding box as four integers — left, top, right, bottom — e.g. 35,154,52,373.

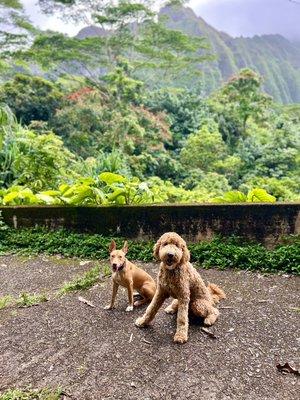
135,232,226,343
105,240,156,312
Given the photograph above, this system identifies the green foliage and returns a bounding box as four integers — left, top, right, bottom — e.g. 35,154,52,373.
0,1,23,9
14,2,210,89
1,5,299,203
0,227,298,274
144,86,207,146
0,388,62,400
0,292,48,310
240,176,300,202
180,123,227,172
0,104,78,190
0,1,36,56
0,172,276,206
16,292,48,307
0,74,64,125
50,84,172,168
212,188,276,203
59,265,101,294
0,294,13,309
210,69,272,146
191,236,300,274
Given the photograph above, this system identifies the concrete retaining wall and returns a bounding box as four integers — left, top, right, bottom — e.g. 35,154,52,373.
0,203,299,245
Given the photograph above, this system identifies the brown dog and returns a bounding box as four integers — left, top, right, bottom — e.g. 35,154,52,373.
105,240,156,312
135,232,226,343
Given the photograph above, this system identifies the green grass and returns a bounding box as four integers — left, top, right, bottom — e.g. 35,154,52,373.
59,265,101,295
0,295,14,309
0,227,299,274
16,293,48,308
0,293,48,310
0,388,62,400
0,264,110,310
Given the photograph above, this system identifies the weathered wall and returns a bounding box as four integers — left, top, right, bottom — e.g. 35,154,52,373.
0,203,299,244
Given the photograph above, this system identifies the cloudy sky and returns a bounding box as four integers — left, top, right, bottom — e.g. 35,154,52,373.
21,0,300,39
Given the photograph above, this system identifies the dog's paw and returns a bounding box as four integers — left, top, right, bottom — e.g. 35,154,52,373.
104,305,114,310
173,332,188,344
135,316,147,327
204,311,219,326
126,305,134,312
164,305,177,315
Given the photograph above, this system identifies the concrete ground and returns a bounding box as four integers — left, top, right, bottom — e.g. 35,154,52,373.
0,255,299,400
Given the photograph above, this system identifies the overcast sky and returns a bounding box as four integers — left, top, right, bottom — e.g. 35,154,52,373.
21,0,300,39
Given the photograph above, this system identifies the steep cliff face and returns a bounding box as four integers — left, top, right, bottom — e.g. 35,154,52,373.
160,6,300,103
76,6,300,103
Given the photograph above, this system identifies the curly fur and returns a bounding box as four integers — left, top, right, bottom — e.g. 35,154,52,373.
135,232,226,343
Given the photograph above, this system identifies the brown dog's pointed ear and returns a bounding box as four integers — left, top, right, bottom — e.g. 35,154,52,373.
109,240,116,253
122,241,128,255
153,238,161,260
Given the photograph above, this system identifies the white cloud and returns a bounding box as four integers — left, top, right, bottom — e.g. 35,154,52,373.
21,0,85,36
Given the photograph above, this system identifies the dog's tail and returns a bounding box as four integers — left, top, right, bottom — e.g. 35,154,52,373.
207,283,226,304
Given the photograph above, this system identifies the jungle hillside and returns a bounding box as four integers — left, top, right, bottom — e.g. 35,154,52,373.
0,1,299,206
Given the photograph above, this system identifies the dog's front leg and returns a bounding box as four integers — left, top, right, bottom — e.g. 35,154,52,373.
173,299,189,344
125,280,134,312
104,281,119,310
135,287,167,327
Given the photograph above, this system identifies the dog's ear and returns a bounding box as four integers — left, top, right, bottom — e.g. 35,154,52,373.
181,242,190,263
122,241,128,255
109,240,116,253
153,238,161,260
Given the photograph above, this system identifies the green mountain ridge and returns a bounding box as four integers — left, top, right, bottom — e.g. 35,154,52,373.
160,6,300,104
76,5,300,104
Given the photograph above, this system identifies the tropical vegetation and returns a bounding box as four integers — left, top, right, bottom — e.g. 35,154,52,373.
0,1,299,205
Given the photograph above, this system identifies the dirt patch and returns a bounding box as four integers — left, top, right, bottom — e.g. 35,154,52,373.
0,256,299,400
0,255,104,296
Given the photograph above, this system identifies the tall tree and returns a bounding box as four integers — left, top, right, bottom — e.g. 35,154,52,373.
209,69,272,147
11,1,210,88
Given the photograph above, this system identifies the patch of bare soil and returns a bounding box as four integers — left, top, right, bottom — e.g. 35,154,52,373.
0,256,299,400
0,255,97,296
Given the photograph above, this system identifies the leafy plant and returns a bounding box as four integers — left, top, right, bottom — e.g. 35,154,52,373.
16,292,48,307
212,188,276,203
0,227,298,274
0,388,62,400
0,295,13,309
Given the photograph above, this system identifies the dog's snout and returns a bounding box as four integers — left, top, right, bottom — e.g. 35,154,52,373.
167,252,174,258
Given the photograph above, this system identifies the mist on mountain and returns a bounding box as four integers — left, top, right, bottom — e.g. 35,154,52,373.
77,5,300,103
191,0,300,41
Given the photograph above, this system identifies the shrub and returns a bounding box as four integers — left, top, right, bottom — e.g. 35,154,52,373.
0,228,298,274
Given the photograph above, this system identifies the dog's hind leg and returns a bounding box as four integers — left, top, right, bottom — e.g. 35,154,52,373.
134,284,154,307
135,288,168,327
164,299,178,314
190,299,219,326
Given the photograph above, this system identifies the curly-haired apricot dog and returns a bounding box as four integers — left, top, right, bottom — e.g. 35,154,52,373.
135,232,226,343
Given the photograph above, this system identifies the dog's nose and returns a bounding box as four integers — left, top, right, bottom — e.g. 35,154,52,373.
167,253,174,258
112,263,117,269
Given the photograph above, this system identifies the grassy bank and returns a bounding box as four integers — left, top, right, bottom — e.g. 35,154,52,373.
0,228,299,274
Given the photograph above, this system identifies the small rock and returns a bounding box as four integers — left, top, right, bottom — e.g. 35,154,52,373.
130,382,137,388
80,260,91,266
